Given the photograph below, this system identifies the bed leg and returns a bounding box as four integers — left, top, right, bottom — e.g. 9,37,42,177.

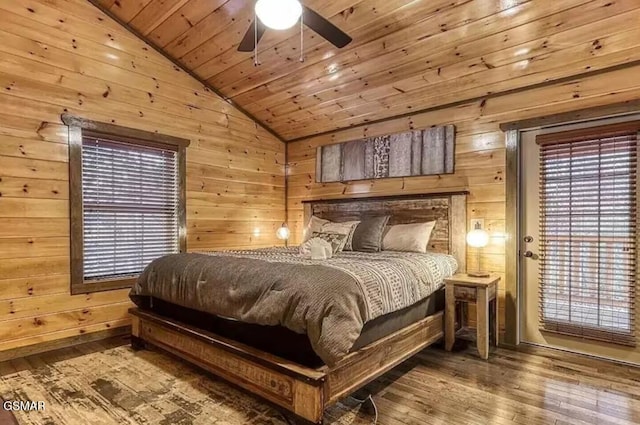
130,314,145,350
130,335,146,351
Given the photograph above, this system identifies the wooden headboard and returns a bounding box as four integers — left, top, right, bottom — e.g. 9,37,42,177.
302,192,467,272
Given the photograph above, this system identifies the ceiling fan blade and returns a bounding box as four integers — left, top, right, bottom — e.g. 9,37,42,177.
302,6,352,49
238,19,266,52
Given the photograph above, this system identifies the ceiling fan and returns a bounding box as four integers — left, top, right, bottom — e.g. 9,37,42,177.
237,0,352,53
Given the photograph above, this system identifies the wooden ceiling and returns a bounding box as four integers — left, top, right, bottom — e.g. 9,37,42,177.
93,0,640,141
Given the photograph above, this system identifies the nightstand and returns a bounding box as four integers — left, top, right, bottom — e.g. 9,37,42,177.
444,273,500,359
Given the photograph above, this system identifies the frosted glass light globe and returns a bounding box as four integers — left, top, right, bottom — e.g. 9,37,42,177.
466,229,489,248
255,0,302,30
276,223,290,240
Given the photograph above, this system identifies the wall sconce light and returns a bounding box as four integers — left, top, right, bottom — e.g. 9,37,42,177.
276,222,290,247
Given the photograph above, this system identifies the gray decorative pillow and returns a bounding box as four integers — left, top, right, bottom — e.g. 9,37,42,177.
351,215,391,252
311,231,348,254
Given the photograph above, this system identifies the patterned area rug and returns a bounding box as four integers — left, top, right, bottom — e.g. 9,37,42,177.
0,345,374,425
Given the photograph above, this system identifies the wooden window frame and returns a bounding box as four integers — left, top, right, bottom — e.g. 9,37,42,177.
535,120,640,145
63,114,190,295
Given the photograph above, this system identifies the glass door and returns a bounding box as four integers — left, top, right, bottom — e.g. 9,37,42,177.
520,119,640,364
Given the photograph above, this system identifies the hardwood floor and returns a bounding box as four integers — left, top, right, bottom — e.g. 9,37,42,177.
1,337,639,425
379,345,640,425
0,397,19,425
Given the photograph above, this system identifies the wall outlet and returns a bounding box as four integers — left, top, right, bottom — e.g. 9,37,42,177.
470,219,485,230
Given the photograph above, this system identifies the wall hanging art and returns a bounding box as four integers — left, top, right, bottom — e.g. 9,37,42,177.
316,125,455,183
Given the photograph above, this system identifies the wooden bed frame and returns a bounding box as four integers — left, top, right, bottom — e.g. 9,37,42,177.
130,192,467,424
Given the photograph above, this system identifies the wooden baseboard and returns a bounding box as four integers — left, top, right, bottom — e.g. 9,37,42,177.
513,342,640,367
0,326,131,363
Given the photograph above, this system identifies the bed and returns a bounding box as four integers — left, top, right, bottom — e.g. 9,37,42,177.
128,192,467,424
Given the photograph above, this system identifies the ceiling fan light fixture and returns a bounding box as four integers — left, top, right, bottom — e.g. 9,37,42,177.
255,0,302,30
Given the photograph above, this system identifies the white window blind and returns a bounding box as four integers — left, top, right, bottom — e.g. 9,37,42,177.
82,136,180,282
538,127,638,346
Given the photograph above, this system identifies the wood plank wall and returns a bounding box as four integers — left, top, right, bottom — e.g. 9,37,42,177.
287,63,640,336
0,0,284,355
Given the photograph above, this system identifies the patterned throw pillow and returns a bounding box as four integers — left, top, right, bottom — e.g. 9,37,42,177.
304,216,330,242
321,221,360,250
311,232,349,254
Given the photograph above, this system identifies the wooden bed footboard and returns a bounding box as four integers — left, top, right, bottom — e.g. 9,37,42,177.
129,308,444,424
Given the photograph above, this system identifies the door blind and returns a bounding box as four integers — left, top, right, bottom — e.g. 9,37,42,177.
81,136,180,282
538,128,638,346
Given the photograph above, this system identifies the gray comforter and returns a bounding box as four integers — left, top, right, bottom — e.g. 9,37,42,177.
130,248,457,365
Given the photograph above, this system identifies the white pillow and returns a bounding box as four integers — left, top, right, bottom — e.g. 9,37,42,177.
321,221,360,251
382,221,436,253
304,216,330,242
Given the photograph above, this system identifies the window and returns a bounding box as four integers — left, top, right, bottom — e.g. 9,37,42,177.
64,115,189,294
537,122,639,346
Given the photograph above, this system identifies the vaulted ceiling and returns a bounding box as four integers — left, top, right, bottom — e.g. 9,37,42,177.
94,0,640,141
